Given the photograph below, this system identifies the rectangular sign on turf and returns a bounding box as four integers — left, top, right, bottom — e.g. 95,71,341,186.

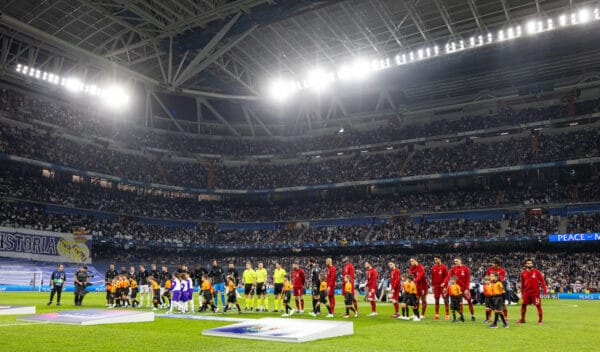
202,318,353,343
0,305,36,315
0,226,92,264
18,309,154,325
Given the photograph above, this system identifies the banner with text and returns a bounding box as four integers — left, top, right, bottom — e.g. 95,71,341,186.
548,233,600,242
0,226,92,264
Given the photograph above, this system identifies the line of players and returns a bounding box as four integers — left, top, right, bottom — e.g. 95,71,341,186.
103,256,547,326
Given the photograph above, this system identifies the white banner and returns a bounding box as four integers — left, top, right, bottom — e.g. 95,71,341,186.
0,226,92,264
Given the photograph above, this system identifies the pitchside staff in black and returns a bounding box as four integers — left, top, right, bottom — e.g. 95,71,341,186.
105,263,118,306
48,264,66,306
227,262,240,285
74,266,91,306
209,259,226,308
137,265,150,307
308,258,321,314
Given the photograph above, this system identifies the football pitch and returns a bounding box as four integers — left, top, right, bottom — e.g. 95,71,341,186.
0,292,598,352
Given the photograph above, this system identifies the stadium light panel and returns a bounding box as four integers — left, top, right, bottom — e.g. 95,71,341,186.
579,8,591,23
559,14,568,26
470,37,475,46
394,55,401,65
268,79,293,101
498,29,505,40
516,25,522,36
426,47,431,57
571,13,578,25
307,69,332,92
65,78,83,92
102,84,131,109
434,45,439,55
417,49,424,60
29,68,35,77
547,19,554,30
459,40,465,49
595,8,599,19
487,33,493,43
537,21,544,31
409,51,415,61
16,64,21,73
507,27,515,39
526,20,537,34
351,60,371,79
337,65,351,81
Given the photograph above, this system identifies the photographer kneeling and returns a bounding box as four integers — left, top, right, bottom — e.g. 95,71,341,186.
74,266,92,306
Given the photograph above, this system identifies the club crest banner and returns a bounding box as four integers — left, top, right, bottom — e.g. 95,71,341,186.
0,226,92,264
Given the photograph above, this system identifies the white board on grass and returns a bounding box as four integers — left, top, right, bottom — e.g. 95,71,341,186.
202,318,353,343
17,309,154,325
0,306,36,315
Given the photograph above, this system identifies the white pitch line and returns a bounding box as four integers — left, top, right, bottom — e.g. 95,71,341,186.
0,322,48,327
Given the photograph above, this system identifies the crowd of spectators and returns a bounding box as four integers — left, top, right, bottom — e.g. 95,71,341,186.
2,166,600,222
2,198,594,248
2,119,599,189
2,87,600,158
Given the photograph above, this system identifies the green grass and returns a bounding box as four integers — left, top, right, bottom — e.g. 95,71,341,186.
0,292,598,351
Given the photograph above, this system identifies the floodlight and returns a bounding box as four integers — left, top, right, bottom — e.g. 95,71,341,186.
337,65,351,80
516,25,522,36
487,33,493,43
29,67,35,76
307,69,332,92
42,72,48,80
417,49,423,59
507,27,514,39
434,45,439,55
450,42,456,51
547,19,554,30
425,47,431,57
395,55,401,65
595,8,599,19
559,14,567,26
351,60,371,79
102,84,131,109
537,21,544,31
22,65,28,74
571,13,578,25
579,8,591,23
401,54,407,63
409,51,415,61
526,20,537,34
65,78,83,92
339,127,344,133
470,37,475,46
268,79,293,101
498,29,505,40
16,64,21,73
478,35,483,45
459,40,465,49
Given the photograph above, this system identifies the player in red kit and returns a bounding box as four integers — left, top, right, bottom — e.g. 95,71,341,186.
291,261,306,313
430,256,449,320
388,261,401,318
365,261,378,316
517,258,547,325
443,258,475,321
342,256,359,314
409,258,428,318
485,257,508,319
325,258,336,315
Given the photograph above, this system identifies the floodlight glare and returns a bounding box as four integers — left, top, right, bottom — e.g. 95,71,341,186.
268,79,292,101
516,25,522,36
498,29,505,40
425,47,431,57
16,64,21,73
595,8,599,19
351,60,371,79
559,14,568,26
571,13,578,25
547,18,554,30
507,27,514,39
526,20,537,34
394,55,401,65
487,33,493,43
337,65,351,80
102,84,131,109
417,49,424,59
65,78,83,92
434,45,439,55
470,37,475,46
579,8,591,23
307,69,332,92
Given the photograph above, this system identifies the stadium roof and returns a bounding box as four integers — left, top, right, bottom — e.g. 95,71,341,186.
1,0,600,136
